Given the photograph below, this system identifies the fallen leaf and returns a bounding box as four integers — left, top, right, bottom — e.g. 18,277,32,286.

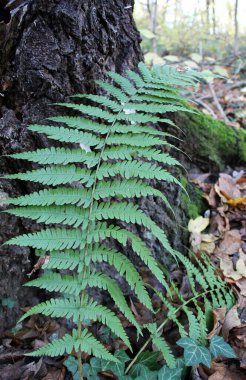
236,279,246,297
188,216,210,234
216,174,241,201
222,306,241,341
215,230,242,257
42,368,66,380
220,258,242,281
207,308,227,338
204,186,218,208
208,365,245,380
227,197,246,207
236,258,246,277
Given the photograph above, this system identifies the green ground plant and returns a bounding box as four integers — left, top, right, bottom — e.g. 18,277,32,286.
2,63,236,380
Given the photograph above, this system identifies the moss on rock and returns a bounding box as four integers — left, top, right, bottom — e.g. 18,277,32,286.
177,111,246,170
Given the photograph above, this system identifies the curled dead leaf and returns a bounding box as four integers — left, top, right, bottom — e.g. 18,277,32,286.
207,308,227,338
222,306,241,341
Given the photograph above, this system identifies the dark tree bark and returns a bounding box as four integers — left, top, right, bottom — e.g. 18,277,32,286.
0,0,143,334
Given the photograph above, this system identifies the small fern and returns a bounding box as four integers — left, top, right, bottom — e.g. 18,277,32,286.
1,63,234,379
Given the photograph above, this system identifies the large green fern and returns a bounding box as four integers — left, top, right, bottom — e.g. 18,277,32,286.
1,63,234,379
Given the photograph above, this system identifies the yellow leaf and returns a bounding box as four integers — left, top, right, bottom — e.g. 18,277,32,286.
227,197,246,206
188,216,209,234
236,258,246,277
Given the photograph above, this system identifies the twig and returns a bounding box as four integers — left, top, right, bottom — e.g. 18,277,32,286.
193,98,217,118
207,82,229,123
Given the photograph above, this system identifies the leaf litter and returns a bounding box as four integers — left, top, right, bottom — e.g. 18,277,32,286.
189,169,246,379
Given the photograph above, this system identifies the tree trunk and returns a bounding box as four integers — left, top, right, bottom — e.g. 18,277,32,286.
149,0,158,53
0,0,142,334
211,0,216,34
234,0,239,55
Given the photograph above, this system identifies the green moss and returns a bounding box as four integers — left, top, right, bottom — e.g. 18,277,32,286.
180,175,204,220
179,111,246,169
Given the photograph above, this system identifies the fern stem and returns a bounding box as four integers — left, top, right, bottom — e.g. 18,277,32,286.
77,350,84,380
125,288,216,374
75,87,133,373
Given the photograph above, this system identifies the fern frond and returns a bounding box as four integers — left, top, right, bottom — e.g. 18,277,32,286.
95,80,129,102
122,103,193,114
41,250,82,271
28,125,103,148
28,329,118,361
107,71,136,95
3,62,223,365
25,273,82,295
81,272,141,332
146,323,176,369
97,161,184,187
8,147,98,166
40,245,153,310
20,296,131,348
86,244,153,310
48,116,174,136
2,180,169,207
2,165,93,187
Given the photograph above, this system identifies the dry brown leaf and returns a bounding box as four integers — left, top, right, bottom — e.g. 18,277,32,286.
222,306,241,341
220,258,242,281
189,232,202,253
236,279,246,297
210,207,230,235
207,308,227,338
27,256,48,277
204,186,218,208
42,368,66,380
208,365,245,380
215,174,242,203
215,230,242,257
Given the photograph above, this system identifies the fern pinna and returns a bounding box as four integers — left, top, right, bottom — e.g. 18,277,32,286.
2,63,234,378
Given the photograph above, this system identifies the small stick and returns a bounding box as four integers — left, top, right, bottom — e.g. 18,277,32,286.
208,82,229,123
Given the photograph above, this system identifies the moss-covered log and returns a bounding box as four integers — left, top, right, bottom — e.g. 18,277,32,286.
177,111,246,171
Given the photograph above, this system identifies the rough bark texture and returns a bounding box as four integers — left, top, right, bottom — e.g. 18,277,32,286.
0,0,143,334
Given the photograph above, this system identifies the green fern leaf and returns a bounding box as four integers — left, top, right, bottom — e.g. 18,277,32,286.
2,165,93,186
28,125,103,147
20,296,131,348
146,323,176,368
28,329,118,361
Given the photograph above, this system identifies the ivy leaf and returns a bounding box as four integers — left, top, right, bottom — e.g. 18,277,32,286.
177,338,211,368
83,363,100,380
158,365,183,380
130,363,157,378
102,360,125,377
135,366,158,380
64,356,79,380
136,351,161,371
129,363,144,378
83,358,102,380
210,336,237,359
101,350,129,377
114,349,130,363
